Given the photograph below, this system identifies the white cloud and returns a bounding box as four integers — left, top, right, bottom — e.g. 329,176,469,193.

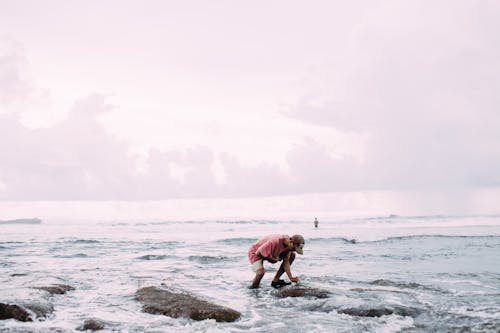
283,1,500,190
1,1,499,202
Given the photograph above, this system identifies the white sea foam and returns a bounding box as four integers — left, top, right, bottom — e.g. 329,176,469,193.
450,306,500,319
374,315,415,333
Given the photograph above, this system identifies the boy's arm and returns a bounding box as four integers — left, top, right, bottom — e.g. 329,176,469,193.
283,257,300,282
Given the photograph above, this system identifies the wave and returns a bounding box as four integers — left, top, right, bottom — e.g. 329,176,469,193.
308,234,500,244
0,218,42,224
188,255,230,264
361,214,500,221
365,234,500,244
72,239,100,244
136,254,171,260
216,237,257,245
216,220,280,224
307,237,357,244
0,261,14,267
54,253,90,258
146,219,281,225
362,214,403,221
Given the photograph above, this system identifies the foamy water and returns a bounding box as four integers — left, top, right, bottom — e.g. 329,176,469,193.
1,215,500,332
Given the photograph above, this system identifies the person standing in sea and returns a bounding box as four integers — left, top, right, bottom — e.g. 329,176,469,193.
314,217,319,228
248,234,304,289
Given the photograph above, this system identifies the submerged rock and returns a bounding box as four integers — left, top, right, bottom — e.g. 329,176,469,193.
273,286,330,299
136,286,241,322
338,305,421,318
34,284,75,295
0,303,32,322
77,319,105,331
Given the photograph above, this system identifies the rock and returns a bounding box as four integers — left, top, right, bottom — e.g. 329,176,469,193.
0,303,32,322
1,293,54,319
0,284,71,321
339,307,393,317
77,319,105,331
273,286,330,299
338,305,421,318
136,286,241,322
34,284,75,295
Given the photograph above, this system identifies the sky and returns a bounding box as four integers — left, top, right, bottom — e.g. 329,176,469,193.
1,1,500,214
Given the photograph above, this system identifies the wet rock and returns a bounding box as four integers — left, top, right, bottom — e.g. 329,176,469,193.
1,295,54,319
34,284,75,295
338,305,420,318
0,303,32,322
77,319,105,331
136,286,241,322
339,307,393,317
0,285,63,320
273,286,330,299
370,279,423,289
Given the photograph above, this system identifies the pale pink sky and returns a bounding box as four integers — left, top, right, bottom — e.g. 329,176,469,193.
1,1,499,211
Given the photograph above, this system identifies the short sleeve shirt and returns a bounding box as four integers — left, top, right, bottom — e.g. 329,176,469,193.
248,234,291,263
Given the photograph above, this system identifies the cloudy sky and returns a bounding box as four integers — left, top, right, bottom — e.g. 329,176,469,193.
1,0,499,206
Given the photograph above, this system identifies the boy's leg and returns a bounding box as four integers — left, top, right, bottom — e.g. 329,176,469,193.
250,260,265,289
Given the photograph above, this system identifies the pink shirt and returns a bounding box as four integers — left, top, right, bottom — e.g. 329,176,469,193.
248,234,291,263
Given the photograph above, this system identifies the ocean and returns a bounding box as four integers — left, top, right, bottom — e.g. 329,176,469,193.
1,215,499,332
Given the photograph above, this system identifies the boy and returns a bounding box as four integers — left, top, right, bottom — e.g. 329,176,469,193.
248,234,304,289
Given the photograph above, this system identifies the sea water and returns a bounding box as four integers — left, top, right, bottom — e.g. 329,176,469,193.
1,215,499,332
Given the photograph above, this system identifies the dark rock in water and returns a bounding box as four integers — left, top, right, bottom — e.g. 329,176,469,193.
273,286,330,299
338,305,421,318
136,286,241,322
77,319,105,331
1,288,55,320
339,307,393,317
0,303,32,322
370,279,422,289
34,284,75,295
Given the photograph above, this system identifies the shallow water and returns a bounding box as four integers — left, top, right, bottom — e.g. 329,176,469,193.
1,215,500,332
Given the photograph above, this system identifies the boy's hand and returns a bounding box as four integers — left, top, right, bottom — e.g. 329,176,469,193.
290,276,300,283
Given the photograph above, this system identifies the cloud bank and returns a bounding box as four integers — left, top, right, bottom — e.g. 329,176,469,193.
1,1,500,201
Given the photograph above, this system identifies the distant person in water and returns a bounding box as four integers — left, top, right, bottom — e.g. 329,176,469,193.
314,217,319,228
248,234,304,289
